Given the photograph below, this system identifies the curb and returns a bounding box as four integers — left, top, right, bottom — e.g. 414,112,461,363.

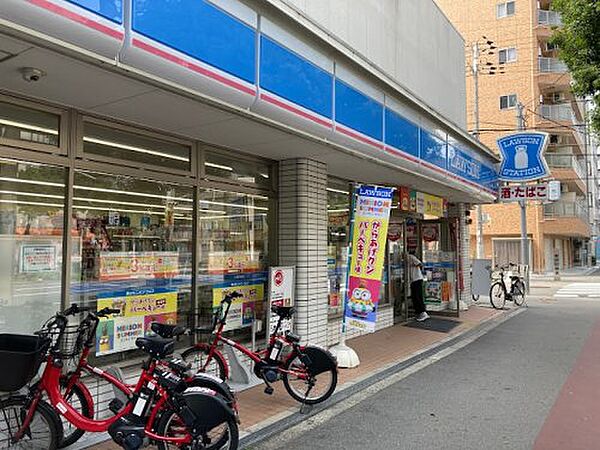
240,306,525,449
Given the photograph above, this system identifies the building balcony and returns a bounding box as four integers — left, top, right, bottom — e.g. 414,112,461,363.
539,104,575,123
537,58,571,89
545,153,587,193
539,57,568,73
538,10,562,27
542,201,591,238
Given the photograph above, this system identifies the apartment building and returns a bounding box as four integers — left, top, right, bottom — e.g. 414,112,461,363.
436,0,594,272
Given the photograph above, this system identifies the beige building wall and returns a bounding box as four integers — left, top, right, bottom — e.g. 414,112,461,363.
436,0,591,272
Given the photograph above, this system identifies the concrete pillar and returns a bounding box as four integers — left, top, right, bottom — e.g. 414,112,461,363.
278,159,328,346
449,203,471,309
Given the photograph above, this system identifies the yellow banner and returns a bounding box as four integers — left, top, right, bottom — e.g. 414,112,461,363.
212,283,264,331
424,194,444,217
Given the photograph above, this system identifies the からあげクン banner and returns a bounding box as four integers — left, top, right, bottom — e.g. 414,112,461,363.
345,185,394,332
96,287,178,356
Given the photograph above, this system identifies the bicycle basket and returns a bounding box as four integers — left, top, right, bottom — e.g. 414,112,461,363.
0,334,50,392
42,322,94,359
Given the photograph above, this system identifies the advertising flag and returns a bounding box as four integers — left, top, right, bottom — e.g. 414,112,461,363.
344,185,394,332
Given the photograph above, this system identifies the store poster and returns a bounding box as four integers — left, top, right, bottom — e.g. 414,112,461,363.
268,266,294,335
344,185,394,332
99,252,179,280
212,280,264,332
20,244,57,273
96,287,178,355
207,251,262,274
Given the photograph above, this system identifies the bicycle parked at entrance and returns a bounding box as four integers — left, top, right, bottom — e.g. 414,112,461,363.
174,292,337,405
489,263,526,309
0,304,239,450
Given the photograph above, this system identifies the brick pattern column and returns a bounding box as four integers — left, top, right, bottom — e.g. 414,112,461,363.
278,159,328,346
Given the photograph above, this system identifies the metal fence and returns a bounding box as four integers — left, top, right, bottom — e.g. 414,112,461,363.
543,201,588,221
538,57,568,73
545,153,586,181
539,104,575,122
538,9,562,26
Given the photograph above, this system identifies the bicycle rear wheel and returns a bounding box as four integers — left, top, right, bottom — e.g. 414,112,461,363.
512,280,526,306
489,282,506,309
181,344,227,381
0,396,60,450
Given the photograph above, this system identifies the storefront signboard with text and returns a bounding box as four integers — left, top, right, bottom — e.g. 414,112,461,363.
497,132,549,182
345,185,394,332
498,181,561,202
96,287,178,355
20,244,57,273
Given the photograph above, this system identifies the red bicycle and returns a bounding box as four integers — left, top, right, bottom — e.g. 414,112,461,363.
178,292,338,405
0,304,239,450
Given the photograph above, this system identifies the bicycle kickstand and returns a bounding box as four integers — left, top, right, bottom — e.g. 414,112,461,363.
299,381,315,415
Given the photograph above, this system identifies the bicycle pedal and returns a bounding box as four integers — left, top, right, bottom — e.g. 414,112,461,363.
264,386,274,395
109,398,124,414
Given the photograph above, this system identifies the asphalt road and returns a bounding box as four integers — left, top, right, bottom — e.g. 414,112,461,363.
261,291,600,449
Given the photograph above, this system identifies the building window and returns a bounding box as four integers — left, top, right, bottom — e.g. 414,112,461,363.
500,94,518,110
0,100,60,148
204,150,272,189
82,121,192,172
499,47,517,64
0,159,66,333
497,1,516,18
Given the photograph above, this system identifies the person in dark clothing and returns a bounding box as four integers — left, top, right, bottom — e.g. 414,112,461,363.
407,251,429,321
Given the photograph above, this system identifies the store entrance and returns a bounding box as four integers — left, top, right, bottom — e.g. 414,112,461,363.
386,218,408,323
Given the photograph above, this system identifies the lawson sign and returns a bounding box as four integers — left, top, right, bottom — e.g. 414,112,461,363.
497,132,549,182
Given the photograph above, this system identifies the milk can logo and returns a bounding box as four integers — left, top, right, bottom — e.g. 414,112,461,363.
497,132,549,182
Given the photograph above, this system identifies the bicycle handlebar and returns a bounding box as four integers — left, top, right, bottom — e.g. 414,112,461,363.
221,291,243,304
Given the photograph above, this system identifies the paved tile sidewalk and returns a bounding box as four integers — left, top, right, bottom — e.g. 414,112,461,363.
84,306,502,449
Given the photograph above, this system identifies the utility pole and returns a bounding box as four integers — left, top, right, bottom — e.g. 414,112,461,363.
472,42,485,259
516,102,529,290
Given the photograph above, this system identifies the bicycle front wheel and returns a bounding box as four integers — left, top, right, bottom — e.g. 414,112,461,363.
155,407,239,450
0,396,60,450
181,344,227,381
489,282,506,309
512,280,526,306
59,379,93,448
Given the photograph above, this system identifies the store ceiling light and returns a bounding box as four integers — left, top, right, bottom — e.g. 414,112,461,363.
0,190,64,199
199,199,268,211
0,176,64,187
72,205,176,216
200,213,267,220
327,208,349,213
326,187,350,195
205,162,233,171
83,136,190,162
74,185,193,202
0,118,58,135
0,198,63,208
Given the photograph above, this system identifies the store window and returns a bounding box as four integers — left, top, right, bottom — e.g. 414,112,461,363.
0,159,65,333
82,121,192,172
327,181,350,315
204,150,271,189
197,189,270,340
70,171,193,357
0,100,60,147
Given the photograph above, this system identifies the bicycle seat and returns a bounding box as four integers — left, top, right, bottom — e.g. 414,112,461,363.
272,305,295,319
150,322,186,339
135,336,174,359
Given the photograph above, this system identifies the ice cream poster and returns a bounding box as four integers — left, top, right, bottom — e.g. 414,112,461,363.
344,185,394,332
212,281,264,332
96,287,178,355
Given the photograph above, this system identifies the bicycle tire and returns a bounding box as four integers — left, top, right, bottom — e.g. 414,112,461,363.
58,379,93,448
155,406,239,450
489,282,506,309
282,348,337,405
0,396,61,450
181,344,228,381
512,280,526,306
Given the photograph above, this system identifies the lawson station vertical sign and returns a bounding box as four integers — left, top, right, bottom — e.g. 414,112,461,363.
497,132,550,182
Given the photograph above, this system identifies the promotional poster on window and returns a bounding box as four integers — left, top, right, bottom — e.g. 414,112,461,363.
96,287,178,355
344,185,394,332
212,275,265,332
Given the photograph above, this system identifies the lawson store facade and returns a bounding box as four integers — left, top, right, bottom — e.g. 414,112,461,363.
0,0,498,355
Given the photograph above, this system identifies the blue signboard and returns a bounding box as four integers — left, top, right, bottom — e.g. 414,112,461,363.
66,0,123,24
420,130,447,170
497,132,549,182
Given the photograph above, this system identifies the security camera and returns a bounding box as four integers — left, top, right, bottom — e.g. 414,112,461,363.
20,67,46,83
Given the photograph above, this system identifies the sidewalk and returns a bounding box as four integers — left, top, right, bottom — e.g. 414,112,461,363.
83,305,510,449
531,266,599,281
